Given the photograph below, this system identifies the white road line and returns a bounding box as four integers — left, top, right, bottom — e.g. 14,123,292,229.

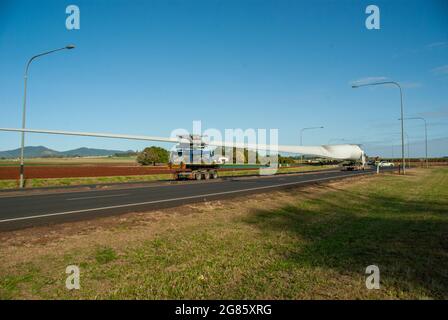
0,172,369,224
66,193,130,201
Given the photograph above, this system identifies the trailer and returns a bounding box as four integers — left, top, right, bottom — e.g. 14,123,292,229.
173,163,219,180
168,134,222,180
341,160,365,171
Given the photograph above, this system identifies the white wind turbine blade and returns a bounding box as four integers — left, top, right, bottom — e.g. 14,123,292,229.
0,127,364,161
0,127,182,144
206,139,364,161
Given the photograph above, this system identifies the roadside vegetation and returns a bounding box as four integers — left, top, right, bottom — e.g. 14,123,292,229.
0,168,447,299
218,164,337,177
0,174,173,189
136,147,169,166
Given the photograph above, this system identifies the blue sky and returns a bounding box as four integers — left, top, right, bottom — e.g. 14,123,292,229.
1,0,447,157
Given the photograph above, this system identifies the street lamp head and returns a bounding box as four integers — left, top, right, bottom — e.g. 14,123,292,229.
65,44,76,50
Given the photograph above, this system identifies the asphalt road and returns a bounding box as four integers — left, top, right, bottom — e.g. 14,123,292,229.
0,168,378,231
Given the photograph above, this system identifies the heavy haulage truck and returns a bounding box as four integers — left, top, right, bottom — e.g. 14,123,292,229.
0,127,368,183
169,134,222,180
172,163,220,180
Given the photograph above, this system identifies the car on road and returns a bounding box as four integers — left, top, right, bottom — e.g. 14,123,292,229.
377,161,395,167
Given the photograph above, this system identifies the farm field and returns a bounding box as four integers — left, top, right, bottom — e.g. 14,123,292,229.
0,157,138,166
0,165,173,180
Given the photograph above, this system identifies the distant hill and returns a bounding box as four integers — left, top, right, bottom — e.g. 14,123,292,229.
0,146,134,158
59,147,130,157
0,146,60,158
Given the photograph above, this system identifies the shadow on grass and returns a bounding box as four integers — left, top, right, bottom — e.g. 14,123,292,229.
243,184,448,298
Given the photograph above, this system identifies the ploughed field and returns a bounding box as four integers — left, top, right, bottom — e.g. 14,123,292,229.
0,164,272,180
0,157,313,180
0,165,174,179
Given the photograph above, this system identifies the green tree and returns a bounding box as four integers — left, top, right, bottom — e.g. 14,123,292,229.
137,146,169,166
278,155,295,165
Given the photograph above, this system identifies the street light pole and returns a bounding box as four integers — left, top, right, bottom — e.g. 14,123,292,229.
405,132,410,169
19,45,75,188
400,117,428,168
391,132,410,168
352,81,406,174
299,126,324,163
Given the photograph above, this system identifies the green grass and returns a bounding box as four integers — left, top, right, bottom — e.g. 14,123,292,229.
0,168,447,299
218,165,336,177
0,174,173,189
95,247,118,265
0,180,19,189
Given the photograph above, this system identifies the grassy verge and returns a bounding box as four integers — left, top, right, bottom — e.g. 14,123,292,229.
0,180,19,189
0,168,447,299
218,165,337,177
0,174,173,189
0,165,336,189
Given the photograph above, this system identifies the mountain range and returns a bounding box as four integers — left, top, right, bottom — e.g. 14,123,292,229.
0,146,134,158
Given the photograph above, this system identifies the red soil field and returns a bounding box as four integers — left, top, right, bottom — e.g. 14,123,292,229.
0,165,261,180
0,166,175,180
